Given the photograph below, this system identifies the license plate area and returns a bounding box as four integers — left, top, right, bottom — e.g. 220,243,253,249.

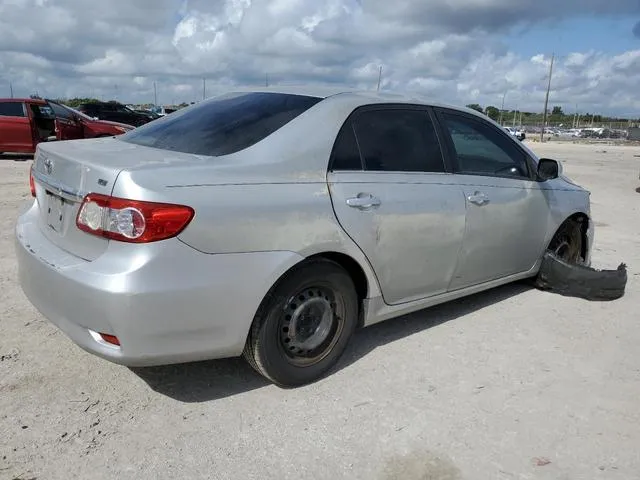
46,191,66,233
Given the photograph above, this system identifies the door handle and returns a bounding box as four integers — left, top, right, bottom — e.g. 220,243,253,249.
346,194,381,210
467,191,489,206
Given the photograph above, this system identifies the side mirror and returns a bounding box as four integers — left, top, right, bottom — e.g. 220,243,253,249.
537,158,561,181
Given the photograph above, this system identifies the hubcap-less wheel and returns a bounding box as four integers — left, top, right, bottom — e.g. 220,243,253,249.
243,259,358,387
279,287,344,366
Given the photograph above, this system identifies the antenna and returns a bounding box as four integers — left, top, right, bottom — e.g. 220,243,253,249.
10,81,13,98
376,65,382,91
202,78,206,100
265,73,269,87
153,81,158,105
540,52,555,142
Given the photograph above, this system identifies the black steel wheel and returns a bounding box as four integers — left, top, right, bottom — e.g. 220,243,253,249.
243,259,358,387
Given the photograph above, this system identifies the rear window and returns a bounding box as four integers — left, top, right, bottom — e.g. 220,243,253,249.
120,92,322,156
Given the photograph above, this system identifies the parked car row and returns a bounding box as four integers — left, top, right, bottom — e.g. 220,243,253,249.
517,126,628,139
0,98,135,155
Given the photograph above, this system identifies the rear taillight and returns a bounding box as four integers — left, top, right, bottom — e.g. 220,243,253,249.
99,333,120,346
76,193,194,243
29,165,36,197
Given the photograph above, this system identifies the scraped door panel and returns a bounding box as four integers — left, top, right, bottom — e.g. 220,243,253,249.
329,172,466,305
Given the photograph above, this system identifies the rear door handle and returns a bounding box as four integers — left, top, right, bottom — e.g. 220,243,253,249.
467,191,489,206
346,193,381,210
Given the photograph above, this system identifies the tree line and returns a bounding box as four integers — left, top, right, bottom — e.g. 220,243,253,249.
465,103,634,125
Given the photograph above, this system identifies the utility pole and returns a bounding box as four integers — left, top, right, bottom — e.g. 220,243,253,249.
9,81,13,98
512,104,517,128
540,52,555,142
499,91,507,126
153,81,158,106
376,65,383,91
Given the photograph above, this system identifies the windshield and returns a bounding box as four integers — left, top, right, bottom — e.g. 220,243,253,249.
120,92,322,157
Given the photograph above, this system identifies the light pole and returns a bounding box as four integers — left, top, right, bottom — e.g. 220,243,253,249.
499,91,507,126
540,52,555,142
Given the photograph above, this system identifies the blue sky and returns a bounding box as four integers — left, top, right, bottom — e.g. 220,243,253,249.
505,16,639,57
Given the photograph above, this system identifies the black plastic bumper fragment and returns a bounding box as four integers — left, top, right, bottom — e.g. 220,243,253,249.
535,252,628,301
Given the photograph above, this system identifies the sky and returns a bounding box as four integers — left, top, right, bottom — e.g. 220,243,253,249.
0,0,638,116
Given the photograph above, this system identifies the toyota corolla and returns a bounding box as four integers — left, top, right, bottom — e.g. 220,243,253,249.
15,88,593,386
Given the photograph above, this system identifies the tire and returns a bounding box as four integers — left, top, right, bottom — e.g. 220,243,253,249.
243,259,358,387
547,219,584,265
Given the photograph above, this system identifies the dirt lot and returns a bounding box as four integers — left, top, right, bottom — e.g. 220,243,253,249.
1,143,639,480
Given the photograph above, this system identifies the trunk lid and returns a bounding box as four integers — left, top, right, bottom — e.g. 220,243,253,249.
32,137,224,260
32,139,134,260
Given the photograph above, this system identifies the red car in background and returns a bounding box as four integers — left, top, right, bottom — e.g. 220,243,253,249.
0,98,134,155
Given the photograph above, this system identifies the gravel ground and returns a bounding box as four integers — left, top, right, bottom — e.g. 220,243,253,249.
1,142,639,480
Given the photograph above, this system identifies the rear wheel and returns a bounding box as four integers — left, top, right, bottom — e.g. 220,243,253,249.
243,259,358,387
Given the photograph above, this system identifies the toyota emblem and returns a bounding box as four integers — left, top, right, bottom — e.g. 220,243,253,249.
43,156,53,175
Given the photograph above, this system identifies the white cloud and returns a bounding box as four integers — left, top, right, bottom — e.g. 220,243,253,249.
0,0,638,115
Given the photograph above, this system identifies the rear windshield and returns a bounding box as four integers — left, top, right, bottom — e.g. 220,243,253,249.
120,92,322,156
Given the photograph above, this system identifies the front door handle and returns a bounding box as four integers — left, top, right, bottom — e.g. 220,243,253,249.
467,191,489,206
346,193,381,210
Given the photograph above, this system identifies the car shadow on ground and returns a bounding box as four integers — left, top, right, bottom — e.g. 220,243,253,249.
0,153,33,161
131,282,531,403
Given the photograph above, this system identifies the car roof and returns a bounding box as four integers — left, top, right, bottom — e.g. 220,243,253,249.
217,86,483,117
0,97,47,104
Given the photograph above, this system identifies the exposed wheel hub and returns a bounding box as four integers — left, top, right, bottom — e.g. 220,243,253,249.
280,288,341,363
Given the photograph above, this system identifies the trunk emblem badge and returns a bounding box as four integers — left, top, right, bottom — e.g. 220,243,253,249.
43,157,54,175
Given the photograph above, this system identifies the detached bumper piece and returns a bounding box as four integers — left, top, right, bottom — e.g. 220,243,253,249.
536,252,627,301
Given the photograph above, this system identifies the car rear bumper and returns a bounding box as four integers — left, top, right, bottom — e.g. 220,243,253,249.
15,203,303,367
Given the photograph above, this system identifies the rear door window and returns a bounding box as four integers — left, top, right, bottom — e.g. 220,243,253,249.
352,109,445,173
120,92,322,156
0,102,26,117
330,122,363,171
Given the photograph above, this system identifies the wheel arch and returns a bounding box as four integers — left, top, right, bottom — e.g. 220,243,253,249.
548,211,591,262
252,251,375,332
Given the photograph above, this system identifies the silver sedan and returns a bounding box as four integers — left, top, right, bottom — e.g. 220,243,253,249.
15,87,593,386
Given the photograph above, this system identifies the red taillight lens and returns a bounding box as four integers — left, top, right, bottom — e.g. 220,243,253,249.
76,193,194,243
99,333,120,346
29,165,36,197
